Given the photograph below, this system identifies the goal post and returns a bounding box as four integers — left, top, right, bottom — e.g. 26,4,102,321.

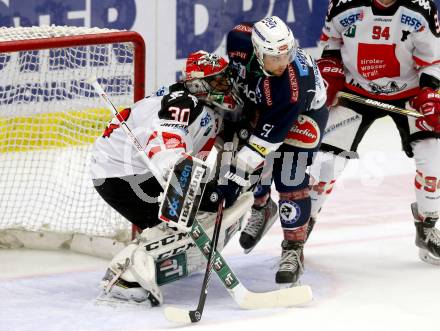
0,26,146,258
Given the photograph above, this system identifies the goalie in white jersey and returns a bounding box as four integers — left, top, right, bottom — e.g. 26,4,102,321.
90,51,251,306
309,0,440,266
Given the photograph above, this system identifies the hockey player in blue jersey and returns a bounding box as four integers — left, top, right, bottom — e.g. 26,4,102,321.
224,16,329,285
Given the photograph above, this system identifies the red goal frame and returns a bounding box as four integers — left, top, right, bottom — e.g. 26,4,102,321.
0,30,146,239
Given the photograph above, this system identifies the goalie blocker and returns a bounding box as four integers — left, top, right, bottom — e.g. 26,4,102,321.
159,155,209,230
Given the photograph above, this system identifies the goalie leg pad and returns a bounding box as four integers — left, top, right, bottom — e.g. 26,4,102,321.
99,193,253,305
100,239,163,306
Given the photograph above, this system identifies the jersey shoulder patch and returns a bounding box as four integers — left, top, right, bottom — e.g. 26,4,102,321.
159,89,204,125
326,0,370,21
401,0,440,36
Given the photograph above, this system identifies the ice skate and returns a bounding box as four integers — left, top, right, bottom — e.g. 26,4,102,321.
412,203,440,265
239,197,278,253
275,240,304,288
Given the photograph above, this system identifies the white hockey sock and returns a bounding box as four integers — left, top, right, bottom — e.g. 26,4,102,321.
309,151,348,218
412,139,440,219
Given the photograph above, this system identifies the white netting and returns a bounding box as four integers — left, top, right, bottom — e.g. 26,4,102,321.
0,26,143,248
0,26,121,42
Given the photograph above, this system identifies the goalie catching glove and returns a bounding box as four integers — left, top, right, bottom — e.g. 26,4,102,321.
410,88,440,132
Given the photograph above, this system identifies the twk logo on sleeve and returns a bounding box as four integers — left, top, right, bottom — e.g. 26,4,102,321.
284,114,320,148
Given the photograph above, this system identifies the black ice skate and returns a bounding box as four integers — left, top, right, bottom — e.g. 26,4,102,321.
411,202,440,265
239,197,278,254
275,240,304,287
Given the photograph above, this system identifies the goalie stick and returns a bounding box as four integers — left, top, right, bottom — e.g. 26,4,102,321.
337,91,423,118
158,153,226,323
89,77,313,322
163,207,313,324
167,198,226,323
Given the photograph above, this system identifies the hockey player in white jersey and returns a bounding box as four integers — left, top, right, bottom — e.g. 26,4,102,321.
90,50,252,306
310,0,440,265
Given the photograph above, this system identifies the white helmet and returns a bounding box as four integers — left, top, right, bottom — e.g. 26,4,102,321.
251,16,297,75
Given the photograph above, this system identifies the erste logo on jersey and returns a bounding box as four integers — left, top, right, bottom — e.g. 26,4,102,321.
339,11,363,28
401,14,424,32
284,114,320,148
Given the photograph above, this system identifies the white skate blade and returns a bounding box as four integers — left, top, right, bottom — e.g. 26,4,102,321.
419,248,440,266
95,291,153,308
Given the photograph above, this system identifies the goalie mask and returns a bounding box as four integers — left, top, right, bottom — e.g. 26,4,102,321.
251,16,297,76
184,50,241,112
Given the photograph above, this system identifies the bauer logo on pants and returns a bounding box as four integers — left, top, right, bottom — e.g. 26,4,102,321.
279,200,301,225
284,114,320,149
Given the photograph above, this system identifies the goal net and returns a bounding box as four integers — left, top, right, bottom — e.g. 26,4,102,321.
0,26,145,258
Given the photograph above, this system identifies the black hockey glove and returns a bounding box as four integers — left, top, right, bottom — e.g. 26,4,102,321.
199,166,249,212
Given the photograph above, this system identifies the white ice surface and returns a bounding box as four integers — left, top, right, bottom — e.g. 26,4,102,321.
1,117,439,331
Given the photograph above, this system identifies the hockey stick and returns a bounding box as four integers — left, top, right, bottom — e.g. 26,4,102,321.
88,77,166,188
167,199,226,323
89,77,313,322
337,91,423,118
164,208,313,324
